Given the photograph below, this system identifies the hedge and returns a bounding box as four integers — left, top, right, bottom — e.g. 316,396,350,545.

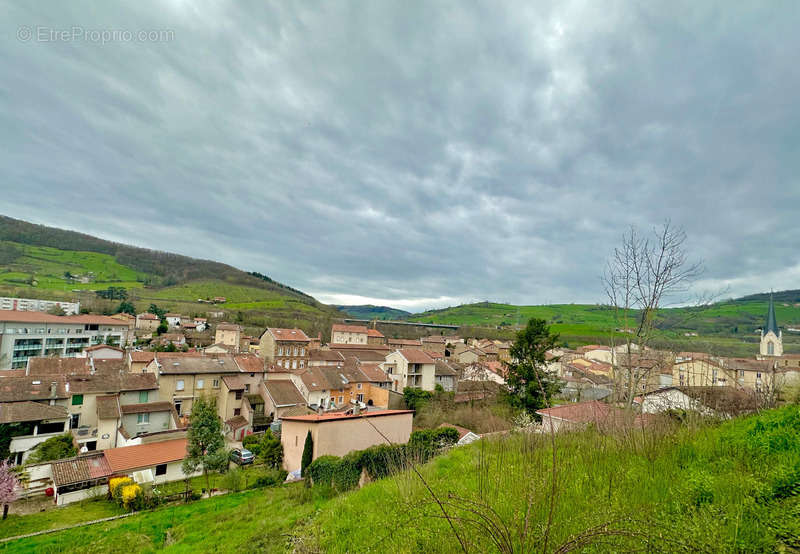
306,427,460,492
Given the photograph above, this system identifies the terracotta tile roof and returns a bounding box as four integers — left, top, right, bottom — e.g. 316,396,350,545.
309,350,345,362
397,349,434,364
297,366,351,391
332,324,369,334
216,323,242,331
366,329,384,337
281,409,414,423
221,375,246,390
104,438,188,473
67,372,158,394
120,401,174,414
27,357,90,376
537,401,655,428
280,405,316,417
84,344,124,353
357,363,391,383
0,311,127,326
156,353,240,374
267,328,310,342
96,395,121,419
234,355,264,373
262,380,306,406
328,343,392,351
422,336,448,344
434,360,459,377
0,377,68,402
137,313,160,321
52,454,111,486
129,351,156,363
438,422,473,440
0,401,68,423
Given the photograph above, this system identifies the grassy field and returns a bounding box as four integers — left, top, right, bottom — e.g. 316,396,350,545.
309,405,800,553
0,242,147,291
5,406,798,552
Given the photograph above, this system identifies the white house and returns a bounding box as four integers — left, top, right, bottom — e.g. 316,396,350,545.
331,324,368,345
383,349,436,392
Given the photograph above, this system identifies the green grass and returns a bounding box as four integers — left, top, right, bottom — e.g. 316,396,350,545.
0,482,328,553
7,406,799,552
0,497,124,540
309,405,800,553
0,242,148,292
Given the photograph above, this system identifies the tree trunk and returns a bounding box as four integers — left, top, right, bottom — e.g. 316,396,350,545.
3,504,8,520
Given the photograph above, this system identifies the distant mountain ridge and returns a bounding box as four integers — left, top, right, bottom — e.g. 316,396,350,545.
335,305,412,320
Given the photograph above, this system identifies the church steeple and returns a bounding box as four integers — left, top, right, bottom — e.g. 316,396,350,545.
760,293,782,356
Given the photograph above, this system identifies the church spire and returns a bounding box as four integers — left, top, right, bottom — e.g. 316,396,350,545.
764,293,779,337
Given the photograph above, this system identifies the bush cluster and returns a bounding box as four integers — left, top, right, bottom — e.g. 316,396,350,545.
109,477,143,511
307,428,460,493
242,432,284,468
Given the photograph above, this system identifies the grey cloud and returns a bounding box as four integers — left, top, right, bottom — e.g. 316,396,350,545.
1,1,798,311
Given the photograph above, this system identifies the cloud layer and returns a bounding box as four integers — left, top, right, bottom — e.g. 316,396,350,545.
2,2,798,311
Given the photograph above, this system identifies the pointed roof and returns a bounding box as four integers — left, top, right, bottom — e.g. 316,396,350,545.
764,294,780,336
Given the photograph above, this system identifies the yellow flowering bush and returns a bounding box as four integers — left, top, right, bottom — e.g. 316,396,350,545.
109,477,133,499
121,483,142,510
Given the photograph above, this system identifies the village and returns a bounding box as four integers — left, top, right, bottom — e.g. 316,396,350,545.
0,293,796,513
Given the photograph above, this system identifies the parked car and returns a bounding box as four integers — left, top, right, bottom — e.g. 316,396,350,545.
229,448,255,465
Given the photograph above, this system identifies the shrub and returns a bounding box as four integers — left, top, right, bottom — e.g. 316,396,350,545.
403,388,433,411
242,434,262,456
222,467,245,492
408,427,459,456
109,477,143,511
258,434,283,469
26,434,77,464
307,456,340,488
252,469,288,488
300,431,313,478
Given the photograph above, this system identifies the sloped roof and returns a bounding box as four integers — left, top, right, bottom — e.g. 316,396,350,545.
120,402,174,414
397,349,434,364
27,357,90,375
104,438,188,473
297,366,351,391
67,372,158,394
129,351,156,363
354,361,391,383
0,401,68,423
388,338,423,346
434,360,459,377
96,395,121,420
366,329,384,338
281,409,414,423
216,323,242,331
267,328,310,342
155,353,240,374
221,375,246,390
234,355,265,373
764,294,780,336
263,380,306,406
437,422,474,440
309,350,345,363
332,324,368,334
52,454,112,486
0,311,126,325
0,377,68,402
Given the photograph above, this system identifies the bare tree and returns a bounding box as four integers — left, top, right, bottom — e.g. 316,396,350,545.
602,221,703,406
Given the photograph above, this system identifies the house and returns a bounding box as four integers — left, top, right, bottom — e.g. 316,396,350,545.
438,423,480,446
80,344,125,360
434,360,458,392
258,328,311,369
577,345,613,364
536,401,654,433
454,347,486,365
261,380,308,420
331,324,368,345
0,311,132,369
387,338,423,349
367,328,386,345
155,333,186,348
0,401,70,464
164,313,182,328
51,453,113,505
104,438,198,486
280,409,414,474
383,349,437,392
461,362,506,385
421,336,448,356
636,386,760,417
135,312,161,332
128,351,156,373
214,323,242,352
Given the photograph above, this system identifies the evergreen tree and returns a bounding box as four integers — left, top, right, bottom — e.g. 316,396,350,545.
115,301,136,315
300,431,313,478
505,318,562,419
182,397,227,491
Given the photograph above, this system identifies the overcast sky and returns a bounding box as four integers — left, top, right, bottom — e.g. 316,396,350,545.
2,2,799,312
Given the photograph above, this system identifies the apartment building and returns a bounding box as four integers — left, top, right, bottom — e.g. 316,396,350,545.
331,324,368,345
258,327,310,369
214,323,242,351
383,349,436,392
0,311,131,370
0,297,80,315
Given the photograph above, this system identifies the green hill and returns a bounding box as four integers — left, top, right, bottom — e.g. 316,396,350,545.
3,406,798,552
335,304,412,320
0,216,342,332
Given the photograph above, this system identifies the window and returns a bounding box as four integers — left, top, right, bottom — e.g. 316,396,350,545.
137,413,150,424
213,379,220,388
155,463,167,476
338,396,343,404
300,348,305,356
71,394,84,406
196,379,204,389
756,372,762,379
357,383,362,390
174,401,182,415
176,380,185,391
357,394,364,402
299,360,305,368
292,360,297,369
138,391,148,403
235,390,243,400
70,413,80,428
278,346,284,356
234,408,241,416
